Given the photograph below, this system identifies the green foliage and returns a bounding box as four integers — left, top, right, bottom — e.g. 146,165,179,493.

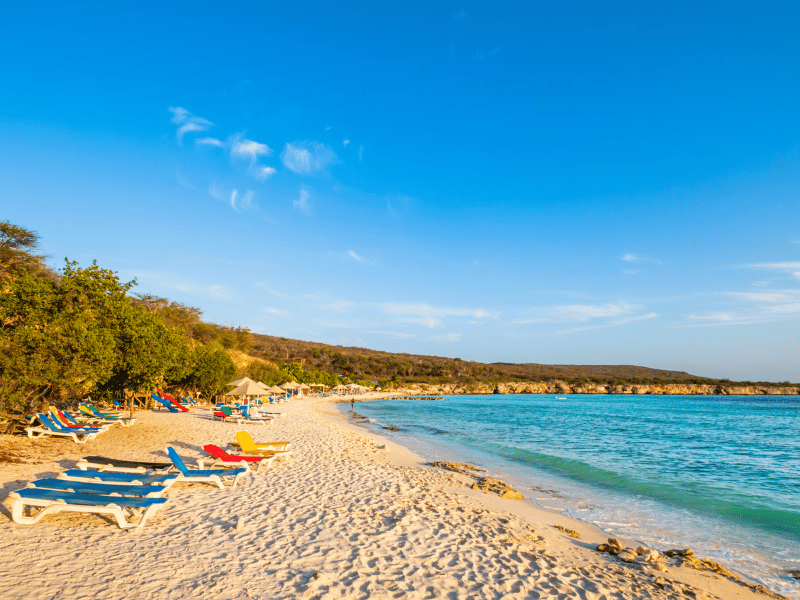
96,303,193,396
0,260,133,413
0,221,53,280
181,344,236,399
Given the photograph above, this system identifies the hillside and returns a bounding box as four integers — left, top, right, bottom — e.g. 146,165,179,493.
249,332,745,387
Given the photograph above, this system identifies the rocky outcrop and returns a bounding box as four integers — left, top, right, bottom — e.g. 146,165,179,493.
595,541,791,599
427,462,524,499
470,477,524,499
394,381,800,396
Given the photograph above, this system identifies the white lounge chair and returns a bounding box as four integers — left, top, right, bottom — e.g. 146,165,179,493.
6,487,168,530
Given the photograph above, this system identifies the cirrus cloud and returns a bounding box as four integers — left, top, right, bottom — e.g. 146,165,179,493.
281,141,336,174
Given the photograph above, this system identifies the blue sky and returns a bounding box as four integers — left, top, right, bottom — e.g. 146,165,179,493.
2,1,799,381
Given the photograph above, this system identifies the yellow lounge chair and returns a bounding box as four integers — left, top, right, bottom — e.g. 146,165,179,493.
234,431,292,459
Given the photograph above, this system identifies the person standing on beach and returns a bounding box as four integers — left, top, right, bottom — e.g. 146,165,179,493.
351,399,355,413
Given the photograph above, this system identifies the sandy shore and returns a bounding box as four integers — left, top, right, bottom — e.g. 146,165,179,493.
0,397,780,600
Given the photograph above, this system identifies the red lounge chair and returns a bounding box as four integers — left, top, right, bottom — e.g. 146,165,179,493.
199,444,276,472
156,389,189,412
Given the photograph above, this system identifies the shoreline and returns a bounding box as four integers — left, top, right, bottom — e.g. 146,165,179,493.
330,393,797,600
0,398,786,600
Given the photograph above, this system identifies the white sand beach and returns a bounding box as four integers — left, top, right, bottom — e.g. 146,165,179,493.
0,398,781,600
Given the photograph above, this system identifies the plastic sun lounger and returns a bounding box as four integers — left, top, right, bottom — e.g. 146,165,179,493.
198,444,276,472
59,469,179,490
87,403,122,418
166,446,248,489
6,487,168,530
85,403,136,426
238,406,271,425
76,456,173,473
78,405,135,426
157,390,189,412
28,478,168,498
50,408,109,432
25,415,100,444
234,431,293,460
213,406,245,423
62,410,114,429
230,435,292,452
151,394,179,412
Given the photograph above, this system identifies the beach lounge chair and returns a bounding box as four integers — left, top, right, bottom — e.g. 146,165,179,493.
239,406,271,424
198,444,276,472
50,408,109,432
157,390,189,412
28,478,168,498
25,414,101,444
151,394,180,413
233,431,293,459
82,403,136,426
62,409,114,429
230,432,291,452
213,406,245,423
76,456,173,473
166,446,248,489
6,487,168,530
59,469,179,490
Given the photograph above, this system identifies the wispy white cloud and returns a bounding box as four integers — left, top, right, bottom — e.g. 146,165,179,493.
169,106,213,145
294,188,311,214
343,139,350,147
429,332,462,342
195,137,225,147
358,145,364,162
621,253,661,264
255,166,277,180
209,181,224,201
400,317,442,329
742,262,800,280
133,269,234,300
231,134,272,162
367,330,417,340
383,303,498,320
622,269,640,275
552,312,658,335
175,168,197,191
262,307,288,317
348,250,364,263
516,301,655,327
208,182,254,211
281,142,336,174
687,289,800,326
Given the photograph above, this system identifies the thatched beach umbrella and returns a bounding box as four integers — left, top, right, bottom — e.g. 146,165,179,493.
225,380,268,397
227,376,256,387
280,381,301,390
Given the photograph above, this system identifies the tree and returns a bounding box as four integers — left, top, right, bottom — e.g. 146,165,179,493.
0,221,52,280
182,344,236,400
0,260,134,415
96,303,193,397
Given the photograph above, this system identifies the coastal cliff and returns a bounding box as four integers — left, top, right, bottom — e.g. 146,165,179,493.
394,381,800,396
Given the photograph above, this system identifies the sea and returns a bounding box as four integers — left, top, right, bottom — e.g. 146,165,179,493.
347,394,800,599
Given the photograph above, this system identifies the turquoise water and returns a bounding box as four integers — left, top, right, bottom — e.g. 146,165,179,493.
351,394,800,598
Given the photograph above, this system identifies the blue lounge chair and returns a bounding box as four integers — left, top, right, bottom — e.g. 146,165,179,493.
166,446,248,489
25,414,101,444
239,406,271,424
151,394,179,412
81,403,136,426
28,478,167,497
59,469,179,490
6,487,168,530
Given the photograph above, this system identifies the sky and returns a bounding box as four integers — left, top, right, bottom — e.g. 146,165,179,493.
1,1,799,382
